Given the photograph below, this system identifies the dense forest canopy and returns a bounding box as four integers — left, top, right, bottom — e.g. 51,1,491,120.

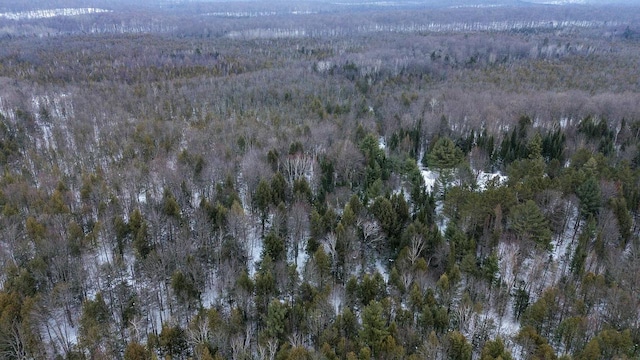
0,1,639,359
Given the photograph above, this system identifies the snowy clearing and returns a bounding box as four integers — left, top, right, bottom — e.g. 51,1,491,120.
0,8,111,20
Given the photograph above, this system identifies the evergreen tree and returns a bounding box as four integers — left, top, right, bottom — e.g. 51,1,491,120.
480,338,513,360
158,324,188,359
262,231,286,262
360,301,389,357
425,136,464,169
611,197,632,244
162,188,181,219
509,200,552,250
271,172,287,205
265,299,288,344
124,342,151,360
447,331,472,360
79,293,115,357
255,179,273,234
576,176,600,219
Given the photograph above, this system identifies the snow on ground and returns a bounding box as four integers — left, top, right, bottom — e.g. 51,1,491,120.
417,147,438,193
45,314,78,356
378,136,387,151
246,223,263,278
475,170,508,191
329,286,345,315
421,168,438,194
0,97,10,120
547,205,579,284
478,307,523,360
497,241,521,291
295,245,309,274
236,171,267,278
493,201,581,352
375,259,389,282
137,190,147,204
435,201,448,236
149,290,173,333
480,307,521,340
0,8,111,20
201,279,219,309
97,240,113,267
192,190,202,209
31,96,55,151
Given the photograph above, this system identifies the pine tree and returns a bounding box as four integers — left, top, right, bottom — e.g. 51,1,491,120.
79,293,115,357
509,200,552,250
265,299,288,344
360,301,389,357
576,176,600,219
262,231,286,262
158,324,188,359
124,342,150,360
255,179,273,234
447,331,472,360
480,338,513,360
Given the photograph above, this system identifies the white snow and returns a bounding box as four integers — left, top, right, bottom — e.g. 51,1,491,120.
421,168,438,194
536,203,580,292
204,10,316,18
375,259,389,283
378,136,386,151
482,308,521,341
295,246,309,274
246,224,263,278
492,200,582,355
0,8,111,20
329,286,345,315
522,0,585,4
31,96,54,151
435,201,448,236
137,190,147,204
45,313,78,356
475,170,508,191
97,241,113,267
417,147,438,194
201,278,219,309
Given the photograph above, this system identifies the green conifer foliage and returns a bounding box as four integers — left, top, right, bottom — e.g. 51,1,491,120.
509,200,552,250
576,176,600,219
425,137,465,169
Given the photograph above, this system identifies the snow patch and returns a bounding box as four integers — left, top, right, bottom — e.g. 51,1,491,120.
497,241,521,290
246,225,263,278
45,313,78,355
537,203,580,291
522,0,585,4
483,308,521,340
421,168,438,194
295,245,309,274
375,259,389,283
0,8,111,20
201,279,219,309
226,28,308,40
137,190,147,204
417,148,438,194
435,201,448,236
204,10,316,18
378,136,386,151
475,171,508,191
329,286,345,315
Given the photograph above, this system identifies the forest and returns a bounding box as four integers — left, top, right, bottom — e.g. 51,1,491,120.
0,0,639,359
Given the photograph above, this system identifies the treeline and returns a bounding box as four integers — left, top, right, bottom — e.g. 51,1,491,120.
0,4,639,360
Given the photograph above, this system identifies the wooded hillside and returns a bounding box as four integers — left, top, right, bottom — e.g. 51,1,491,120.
0,2,639,359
